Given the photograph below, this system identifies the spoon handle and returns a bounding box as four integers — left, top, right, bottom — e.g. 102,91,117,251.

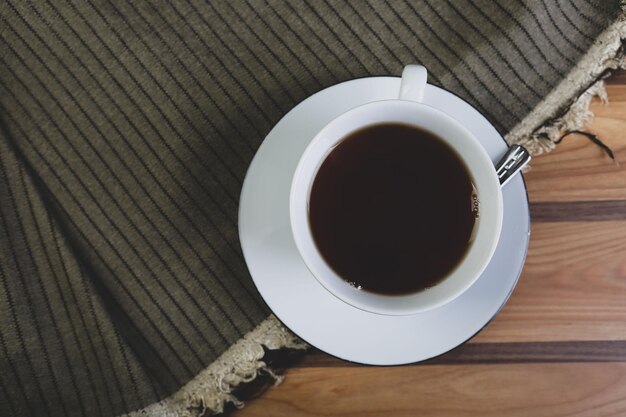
496,145,531,187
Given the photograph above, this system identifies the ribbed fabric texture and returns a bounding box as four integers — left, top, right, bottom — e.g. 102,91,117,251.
0,1,621,416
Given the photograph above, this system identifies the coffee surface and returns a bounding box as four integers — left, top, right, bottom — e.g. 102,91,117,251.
308,123,476,295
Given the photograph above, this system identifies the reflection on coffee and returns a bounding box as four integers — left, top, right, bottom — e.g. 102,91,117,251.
308,123,476,295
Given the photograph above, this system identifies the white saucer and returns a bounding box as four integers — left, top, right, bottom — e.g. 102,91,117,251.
239,77,530,365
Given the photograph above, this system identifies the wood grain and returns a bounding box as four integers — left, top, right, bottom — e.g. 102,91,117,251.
300,341,626,367
473,221,626,343
531,200,626,221
237,364,626,417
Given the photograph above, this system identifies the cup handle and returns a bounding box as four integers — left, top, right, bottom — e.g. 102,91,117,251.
399,65,427,103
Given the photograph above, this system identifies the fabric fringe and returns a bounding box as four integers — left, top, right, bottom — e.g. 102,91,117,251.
505,2,626,155
124,316,307,417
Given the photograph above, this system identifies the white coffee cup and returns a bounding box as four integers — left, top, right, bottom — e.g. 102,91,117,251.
290,65,503,315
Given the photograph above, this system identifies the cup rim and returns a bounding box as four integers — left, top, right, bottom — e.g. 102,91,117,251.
290,99,503,315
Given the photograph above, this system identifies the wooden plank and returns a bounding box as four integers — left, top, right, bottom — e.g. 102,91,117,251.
531,200,626,221
524,74,626,202
473,221,626,343
234,363,626,417
300,341,626,367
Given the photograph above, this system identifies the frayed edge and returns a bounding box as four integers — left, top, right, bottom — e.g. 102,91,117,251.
122,316,308,417
510,80,608,155
505,3,626,154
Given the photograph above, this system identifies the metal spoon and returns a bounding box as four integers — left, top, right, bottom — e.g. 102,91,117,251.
495,145,531,187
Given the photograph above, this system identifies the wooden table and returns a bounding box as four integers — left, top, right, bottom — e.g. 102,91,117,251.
234,70,626,417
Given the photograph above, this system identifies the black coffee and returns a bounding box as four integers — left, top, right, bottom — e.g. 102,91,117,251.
308,123,476,295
